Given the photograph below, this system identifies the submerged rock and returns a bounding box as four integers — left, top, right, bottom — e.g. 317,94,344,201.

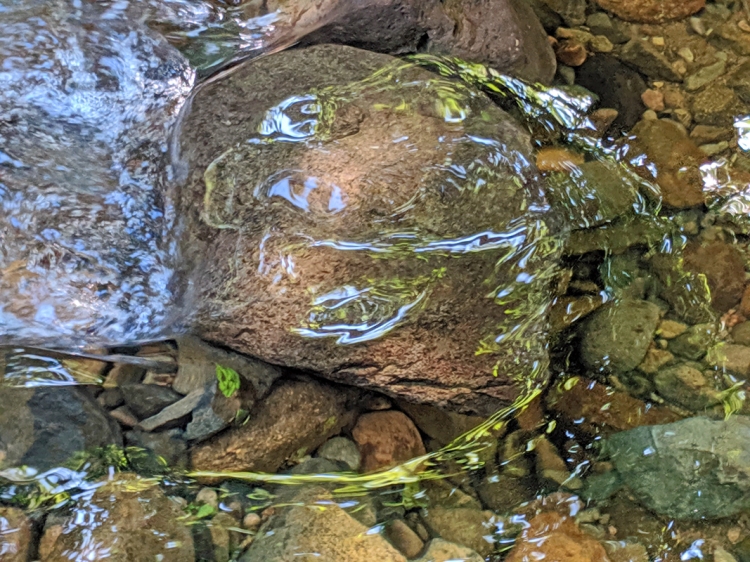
0,387,122,471
39,474,193,561
240,486,406,562
592,0,705,24
177,44,561,416
605,416,750,520
0,507,32,562
190,377,361,473
579,299,662,375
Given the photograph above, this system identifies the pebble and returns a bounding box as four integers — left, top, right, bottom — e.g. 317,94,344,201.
138,387,205,432
242,513,262,531
678,47,695,63
692,85,740,127
109,405,139,428
316,436,361,471
690,125,733,145
657,319,688,339
619,38,682,82
732,321,750,345
555,39,587,67
640,89,664,111
715,547,739,562
546,377,681,437
740,285,750,317
629,119,705,208
637,347,674,374
668,323,716,360
683,239,746,312
0,507,32,562
536,147,585,172
505,512,609,562
684,60,727,92
196,487,219,510
700,142,730,156
386,519,425,559
352,410,426,472
654,364,720,411
706,343,750,377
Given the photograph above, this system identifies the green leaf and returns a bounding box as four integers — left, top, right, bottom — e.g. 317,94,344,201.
195,503,216,519
216,364,240,398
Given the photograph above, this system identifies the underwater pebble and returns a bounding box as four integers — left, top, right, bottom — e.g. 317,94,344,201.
657,319,688,339
706,343,750,376
700,141,730,156
316,436,361,471
505,512,609,562
637,347,675,374
412,539,483,562
683,239,747,312
653,364,720,411
619,39,682,81
629,119,705,208
684,60,726,91
352,410,426,472
580,299,662,375
536,147,585,172
0,507,31,562
546,377,680,437
242,513,261,531
641,89,664,111
386,519,425,559
732,322,750,346
555,39,587,66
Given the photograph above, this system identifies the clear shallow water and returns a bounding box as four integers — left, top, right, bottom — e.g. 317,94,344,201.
3,1,750,561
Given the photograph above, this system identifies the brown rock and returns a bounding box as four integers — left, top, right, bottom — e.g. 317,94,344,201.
39,474,194,562
352,410,426,472
555,39,587,66
0,507,32,562
640,89,665,111
546,377,681,437
739,285,750,317
191,378,360,473
592,0,704,24
706,343,750,377
397,401,487,447
241,486,406,562
421,506,496,557
386,519,425,559
628,119,705,208
683,240,746,312
505,512,610,562
178,44,559,417
536,147,585,173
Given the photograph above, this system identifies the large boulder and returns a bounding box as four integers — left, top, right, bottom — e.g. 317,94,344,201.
298,0,556,83
175,44,560,416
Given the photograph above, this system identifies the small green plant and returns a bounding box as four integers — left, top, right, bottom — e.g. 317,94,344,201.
216,364,241,398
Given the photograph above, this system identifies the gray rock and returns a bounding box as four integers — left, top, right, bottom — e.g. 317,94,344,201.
729,61,750,104
545,160,641,230
138,388,205,432
125,429,188,471
239,487,407,562
684,60,726,91
605,416,750,519
0,386,122,471
185,381,241,442
413,539,484,562
619,39,682,82
575,55,647,133
174,336,282,398
39,473,194,561
580,299,662,375
120,384,183,419
585,12,631,44
531,0,587,26
668,323,717,360
421,506,495,557
316,436,362,471
653,364,721,411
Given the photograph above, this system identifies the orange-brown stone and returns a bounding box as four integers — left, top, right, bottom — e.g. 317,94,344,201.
592,0,705,24
505,512,610,562
352,410,427,472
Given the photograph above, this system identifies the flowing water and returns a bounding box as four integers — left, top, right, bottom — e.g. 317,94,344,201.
3,0,750,561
